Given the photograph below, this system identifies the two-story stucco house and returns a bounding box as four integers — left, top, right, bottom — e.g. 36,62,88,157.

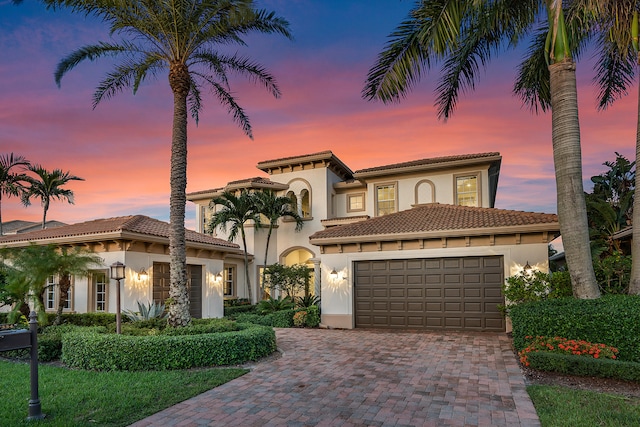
188,150,560,332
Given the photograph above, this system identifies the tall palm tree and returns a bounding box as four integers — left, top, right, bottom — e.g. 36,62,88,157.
50,0,291,326
254,189,303,288
208,190,261,302
362,0,601,298
515,1,640,293
21,165,84,229
0,153,30,235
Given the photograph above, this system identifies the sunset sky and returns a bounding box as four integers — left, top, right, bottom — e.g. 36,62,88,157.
1,0,635,231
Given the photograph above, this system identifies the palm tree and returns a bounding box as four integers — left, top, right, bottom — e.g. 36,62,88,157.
21,165,83,229
514,1,640,293
49,0,291,326
208,190,261,302
362,0,601,299
0,244,102,325
254,189,303,289
0,153,30,235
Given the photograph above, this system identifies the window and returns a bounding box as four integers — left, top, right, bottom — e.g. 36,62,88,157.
92,271,108,312
347,193,365,212
376,184,396,216
286,191,298,216
300,189,311,218
456,175,478,207
46,275,56,310
223,265,236,297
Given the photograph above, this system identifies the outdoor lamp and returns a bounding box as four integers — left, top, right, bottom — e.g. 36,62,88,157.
523,261,532,272
138,268,148,280
110,262,125,334
330,269,338,279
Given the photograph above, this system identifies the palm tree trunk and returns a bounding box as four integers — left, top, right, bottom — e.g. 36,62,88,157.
629,56,640,294
549,60,600,299
262,225,274,293
0,194,4,235
42,199,49,229
167,62,191,327
53,273,71,325
241,226,253,302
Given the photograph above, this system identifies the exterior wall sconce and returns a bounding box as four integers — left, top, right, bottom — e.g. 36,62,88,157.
523,261,532,272
216,272,223,282
138,268,148,280
330,269,338,279
110,262,125,335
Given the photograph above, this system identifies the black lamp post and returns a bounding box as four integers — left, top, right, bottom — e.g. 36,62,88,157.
110,261,125,334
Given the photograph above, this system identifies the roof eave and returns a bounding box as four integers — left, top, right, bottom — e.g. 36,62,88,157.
353,155,502,180
309,222,560,246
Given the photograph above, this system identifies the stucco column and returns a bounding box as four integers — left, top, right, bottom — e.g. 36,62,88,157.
310,258,321,307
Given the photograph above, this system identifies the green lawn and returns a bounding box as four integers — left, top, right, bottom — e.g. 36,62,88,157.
0,359,247,427
528,385,640,427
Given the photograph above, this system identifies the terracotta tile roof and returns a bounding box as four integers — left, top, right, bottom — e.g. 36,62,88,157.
225,177,282,187
309,204,558,241
0,215,240,249
354,152,501,175
258,151,334,165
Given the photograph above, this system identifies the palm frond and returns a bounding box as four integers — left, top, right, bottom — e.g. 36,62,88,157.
593,36,636,110
55,41,135,86
514,27,552,113
196,73,252,138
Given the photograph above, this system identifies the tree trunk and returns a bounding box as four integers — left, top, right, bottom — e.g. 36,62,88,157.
53,273,71,325
241,226,253,302
262,224,274,293
42,199,49,229
630,57,640,294
549,60,600,299
167,61,191,327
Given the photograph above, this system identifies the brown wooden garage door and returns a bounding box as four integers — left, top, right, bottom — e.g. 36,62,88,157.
354,256,504,331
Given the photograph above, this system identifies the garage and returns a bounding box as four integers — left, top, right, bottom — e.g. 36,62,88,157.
354,256,505,331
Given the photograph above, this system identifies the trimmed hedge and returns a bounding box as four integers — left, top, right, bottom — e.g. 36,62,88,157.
509,295,640,362
224,305,256,317
61,323,276,371
527,352,640,382
234,310,295,328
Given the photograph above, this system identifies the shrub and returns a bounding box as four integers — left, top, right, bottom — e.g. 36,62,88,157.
303,305,320,327
38,325,107,361
293,310,307,327
509,295,640,362
122,300,167,321
594,251,632,294
296,294,320,308
518,336,618,367
162,319,238,335
46,312,117,327
61,323,276,371
256,297,294,315
224,304,256,318
235,310,295,328
526,352,640,382
501,270,572,313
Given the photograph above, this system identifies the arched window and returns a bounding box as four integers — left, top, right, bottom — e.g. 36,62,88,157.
300,189,311,218
287,191,298,215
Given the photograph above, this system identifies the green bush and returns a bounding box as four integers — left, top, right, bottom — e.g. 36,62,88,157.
162,319,238,335
501,270,573,313
61,323,276,371
234,310,295,328
527,352,640,382
224,304,256,318
46,312,118,327
294,306,320,327
256,297,294,315
509,295,640,362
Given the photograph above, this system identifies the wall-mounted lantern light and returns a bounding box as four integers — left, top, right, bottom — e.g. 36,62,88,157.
138,268,148,280
330,269,338,280
523,261,532,272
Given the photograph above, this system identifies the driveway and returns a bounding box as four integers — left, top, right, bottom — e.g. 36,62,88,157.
131,328,539,426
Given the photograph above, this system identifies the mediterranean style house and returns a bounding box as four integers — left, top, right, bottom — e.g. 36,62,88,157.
188,151,560,331
0,216,246,319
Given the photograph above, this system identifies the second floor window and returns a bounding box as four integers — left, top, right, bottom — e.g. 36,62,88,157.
376,184,396,216
348,193,365,212
456,175,478,207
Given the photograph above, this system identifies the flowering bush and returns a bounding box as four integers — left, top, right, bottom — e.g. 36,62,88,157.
518,336,619,367
293,310,308,327
500,271,572,314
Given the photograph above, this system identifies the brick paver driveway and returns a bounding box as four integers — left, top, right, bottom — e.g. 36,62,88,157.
131,328,539,426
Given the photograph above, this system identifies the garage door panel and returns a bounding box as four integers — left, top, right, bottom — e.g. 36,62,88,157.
354,256,504,331
407,288,424,298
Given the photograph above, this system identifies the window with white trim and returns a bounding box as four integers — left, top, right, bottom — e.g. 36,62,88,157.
46,275,56,310
375,184,396,216
347,193,365,212
224,265,236,297
456,175,478,207
93,271,108,312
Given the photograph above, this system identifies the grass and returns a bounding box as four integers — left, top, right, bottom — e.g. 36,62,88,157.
528,385,640,427
0,359,247,427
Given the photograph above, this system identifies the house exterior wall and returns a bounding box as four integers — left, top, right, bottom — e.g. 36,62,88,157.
318,242,550,331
